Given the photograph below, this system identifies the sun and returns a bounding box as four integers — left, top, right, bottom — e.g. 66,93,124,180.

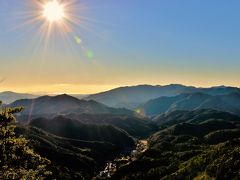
14,0,92,55
43,0,65,22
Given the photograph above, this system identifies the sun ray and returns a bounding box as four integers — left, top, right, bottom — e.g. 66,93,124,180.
9,0,112,63
10,0,89,53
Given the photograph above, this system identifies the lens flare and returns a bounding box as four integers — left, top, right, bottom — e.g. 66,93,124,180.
86,50,94,59
135,108,145,116
74,36,82,44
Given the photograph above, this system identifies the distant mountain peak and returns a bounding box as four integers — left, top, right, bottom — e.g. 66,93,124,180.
166,84,186,87
0,91,16,94
53,93,77,99
36,95,51,99
211,85,227,89
0,91,37,104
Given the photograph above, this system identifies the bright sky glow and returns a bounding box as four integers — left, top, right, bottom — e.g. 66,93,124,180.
0,0,240,94
43,0,65,22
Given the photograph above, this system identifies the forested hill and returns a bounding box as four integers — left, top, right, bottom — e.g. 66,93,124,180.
111,109,240,179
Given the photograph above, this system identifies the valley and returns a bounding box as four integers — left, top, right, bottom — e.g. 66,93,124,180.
1,84,240,179
97,139,149,178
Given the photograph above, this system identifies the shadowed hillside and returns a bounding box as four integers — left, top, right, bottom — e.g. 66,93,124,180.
16,126,125,179
153,109,240,127
63,113,157,138
139,92,240,116
29,116,135,149
112,110,240,179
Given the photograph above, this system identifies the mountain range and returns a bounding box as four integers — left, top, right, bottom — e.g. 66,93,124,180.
139,92,240,116
3,84,240,122
2,84,240,111
85,84,240,109
1,84,240,179
7,94,133,122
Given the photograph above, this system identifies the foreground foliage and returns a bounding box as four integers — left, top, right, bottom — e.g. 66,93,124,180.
0,101,51,179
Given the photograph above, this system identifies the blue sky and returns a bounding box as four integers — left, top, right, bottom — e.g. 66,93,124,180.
0,0,239,93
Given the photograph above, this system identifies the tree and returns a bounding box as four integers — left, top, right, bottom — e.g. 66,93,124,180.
0,101,52,179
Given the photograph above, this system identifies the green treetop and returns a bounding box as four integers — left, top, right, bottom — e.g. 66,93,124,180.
0,100,52,179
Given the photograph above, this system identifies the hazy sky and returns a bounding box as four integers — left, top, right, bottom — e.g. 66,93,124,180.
0,0,240,94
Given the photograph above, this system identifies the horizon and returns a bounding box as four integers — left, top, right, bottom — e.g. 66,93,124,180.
1,0,240,93
0,83,240,95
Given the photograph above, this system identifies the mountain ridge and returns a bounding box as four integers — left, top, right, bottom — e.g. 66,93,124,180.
85,84,240,109
7,94,133,122
0,91,38,104
139,92,240,116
